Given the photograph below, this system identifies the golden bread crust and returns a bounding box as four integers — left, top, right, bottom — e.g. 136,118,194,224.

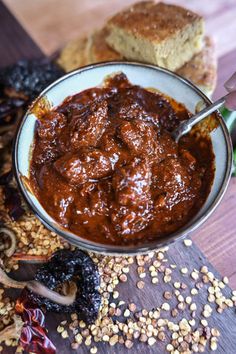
90,27,122,62
57,36,91,72
177,36,217,93
107,1,203,42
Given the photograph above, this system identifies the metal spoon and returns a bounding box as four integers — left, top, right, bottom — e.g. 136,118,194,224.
172,73,236,142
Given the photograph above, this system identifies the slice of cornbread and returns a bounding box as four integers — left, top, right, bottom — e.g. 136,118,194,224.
177,36,217,97
106,1,204,71
57,28,121,72
57,31,216,97
57,35,92,72
90,27,122,63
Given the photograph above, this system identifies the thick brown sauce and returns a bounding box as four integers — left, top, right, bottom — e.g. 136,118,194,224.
30,73,215,246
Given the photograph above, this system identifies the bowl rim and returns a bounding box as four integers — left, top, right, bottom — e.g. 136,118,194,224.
13,61,233,255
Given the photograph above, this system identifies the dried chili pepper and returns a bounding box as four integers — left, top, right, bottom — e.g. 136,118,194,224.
0,58,64,150
3,185,25,220
0,58,64,100
0,59,65,219
0,170,13,184
16,289,56,354
0,170,25,220
27,249,101,324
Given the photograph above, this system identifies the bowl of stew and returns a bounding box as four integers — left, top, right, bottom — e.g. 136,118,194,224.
13,62,233,255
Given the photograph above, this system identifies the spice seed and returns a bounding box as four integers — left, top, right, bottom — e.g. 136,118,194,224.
171,309,179,317
191,288,198,295
137,280,145,289
152,277,159,284
124,309,130,317
191,271,199,280
201,319,208,327
125,339,133,349
163,291,172,300
211,341,218,351
109,335,119,346
113,291,119,299
129,303,136,312
181,267,188,274
57,325,64,333
184,239,192,247
61,330,69,339
158,331,166,341
174,282,181,289
185,296,192,304
166,344,174,351
119,274,127,282
148,337,156,346
223,276,229,284
161,303,170,311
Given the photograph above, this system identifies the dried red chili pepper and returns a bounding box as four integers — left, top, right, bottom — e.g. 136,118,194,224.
15,289,56,354
0,170,25,220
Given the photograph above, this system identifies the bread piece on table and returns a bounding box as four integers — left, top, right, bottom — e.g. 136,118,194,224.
57,29,216,97
177,36,217,97
89,27,122,63
106,1,204,71
57,35,92,72
57,28,121,72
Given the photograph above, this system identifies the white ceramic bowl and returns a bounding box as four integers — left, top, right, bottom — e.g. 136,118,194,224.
13,62,233,255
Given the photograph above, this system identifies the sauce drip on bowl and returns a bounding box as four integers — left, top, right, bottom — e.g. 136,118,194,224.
30,73,215,245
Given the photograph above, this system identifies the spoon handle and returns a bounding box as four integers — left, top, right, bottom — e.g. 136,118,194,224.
173,95,226,142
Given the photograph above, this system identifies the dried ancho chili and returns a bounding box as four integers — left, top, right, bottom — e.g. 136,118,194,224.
28,249,101,324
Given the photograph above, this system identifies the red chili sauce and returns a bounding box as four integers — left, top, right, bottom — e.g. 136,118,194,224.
30,73,215,245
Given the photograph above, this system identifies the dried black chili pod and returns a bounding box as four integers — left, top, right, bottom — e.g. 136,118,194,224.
0,59,65,100
27,249,101,324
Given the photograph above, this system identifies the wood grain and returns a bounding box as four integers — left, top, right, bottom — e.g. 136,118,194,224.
0,1,43,67
7,241,236,354
192,179,236,288
0,1,236,353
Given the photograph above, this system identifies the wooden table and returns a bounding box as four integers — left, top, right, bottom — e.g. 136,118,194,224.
1,1,236,353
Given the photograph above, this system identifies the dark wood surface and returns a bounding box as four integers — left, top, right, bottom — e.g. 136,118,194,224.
8,241,236,354
0,1,236,353
0,1,43,68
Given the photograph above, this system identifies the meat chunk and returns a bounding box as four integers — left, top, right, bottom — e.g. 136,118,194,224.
37,111,67,140
99,127,134,170
108,86,160,125
74,181,110,218
152,157,192,209
37,165,74,225
113,157,151,205
33,140,59,165
111,158,153,235
54,148,112,185
118,120,161,161
69,100,108,149
34,111,67,165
